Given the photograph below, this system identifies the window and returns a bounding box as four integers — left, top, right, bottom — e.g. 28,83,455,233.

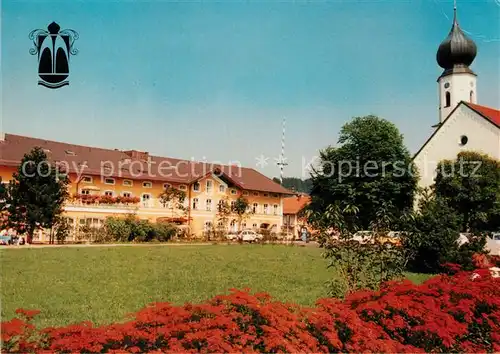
470,90,474,102
179,185,187,191
204,221,212,231
163,183,171,190
263,193,269,197
82,176,92,183
192,198,199,210
263,204,269,214
104,191,114,197
219,185,225,193
206,199,212,211
230,189,237,195
143,181,152,188
81,189,91,195
122,192,132,198
242,223,247,229
65,150,76,156
141,193,151,207
193,182,200,192
253,192,259,196
252,223,258,229
242,191,249,196
445,91,451,108
230,200,236,210
206,180,213,193
104,178,115,185
272,193,279,198
252,203,258,213
273,204,278,215
460,135,468,146
123,179,133,187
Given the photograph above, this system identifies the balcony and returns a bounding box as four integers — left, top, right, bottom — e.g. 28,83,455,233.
65,194,140,210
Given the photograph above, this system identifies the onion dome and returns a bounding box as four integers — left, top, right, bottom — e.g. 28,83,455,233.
436,9,477,71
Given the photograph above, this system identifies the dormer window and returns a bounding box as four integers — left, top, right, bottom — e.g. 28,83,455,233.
82,176,93,183
143,181,152,188
65,150,76,156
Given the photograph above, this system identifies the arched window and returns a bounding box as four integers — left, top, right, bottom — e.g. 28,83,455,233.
445,91,451,108
470,90,474,103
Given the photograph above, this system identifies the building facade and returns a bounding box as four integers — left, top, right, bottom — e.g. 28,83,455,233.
0,133,293,242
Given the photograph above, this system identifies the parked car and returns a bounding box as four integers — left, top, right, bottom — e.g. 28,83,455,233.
378,231,402,246
351,231,373,244
0,235,12,245
226,232,239,241
238,229,263,242
491,232,500,242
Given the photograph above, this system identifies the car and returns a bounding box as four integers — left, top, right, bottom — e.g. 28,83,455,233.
238,229,263,242
491,232,500,241
379,231,402,246
351,231,373,244
0,235,12,245
226,232,239,241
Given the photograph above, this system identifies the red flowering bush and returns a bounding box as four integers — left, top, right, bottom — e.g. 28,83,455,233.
2,271,499,353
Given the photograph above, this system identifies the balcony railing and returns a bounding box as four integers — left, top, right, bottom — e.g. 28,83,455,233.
66,194,140,209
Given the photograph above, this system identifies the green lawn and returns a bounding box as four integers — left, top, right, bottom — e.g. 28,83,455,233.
0,244,431,327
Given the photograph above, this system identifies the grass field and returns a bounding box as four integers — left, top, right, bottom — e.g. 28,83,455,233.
1,244,432,327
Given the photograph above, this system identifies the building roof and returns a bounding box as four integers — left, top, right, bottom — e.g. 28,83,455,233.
436,8,477,75
464,102,500,127
283,194,310,215
0,133,294,195
413,101,500,161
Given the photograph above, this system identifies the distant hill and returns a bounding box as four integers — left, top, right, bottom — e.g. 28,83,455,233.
272,177,312,194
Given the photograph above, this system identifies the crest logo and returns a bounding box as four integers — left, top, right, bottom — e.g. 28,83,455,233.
29,22,79,89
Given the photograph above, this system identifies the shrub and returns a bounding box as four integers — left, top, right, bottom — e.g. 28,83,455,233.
401,196,487,273
2,270,499,353
103,217,133,242
151,222,176,242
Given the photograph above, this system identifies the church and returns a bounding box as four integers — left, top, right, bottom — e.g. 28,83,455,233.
413,6,500,190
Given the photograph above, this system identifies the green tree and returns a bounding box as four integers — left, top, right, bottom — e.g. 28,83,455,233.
6,147,70,243
307,115,417,230
400,191,486,273
159,186,187,219
434,151,500,232
232,196,252,232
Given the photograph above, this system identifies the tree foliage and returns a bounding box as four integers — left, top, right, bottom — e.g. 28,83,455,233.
400,190,487,273
434,151,500,232
5,147,70,243
307,115,418,230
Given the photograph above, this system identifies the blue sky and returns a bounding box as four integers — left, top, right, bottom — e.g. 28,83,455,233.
1,0,499,179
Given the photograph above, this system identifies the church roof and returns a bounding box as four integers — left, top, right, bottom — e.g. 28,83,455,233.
413,101,499,160
436,8,477,76
464,102,500,127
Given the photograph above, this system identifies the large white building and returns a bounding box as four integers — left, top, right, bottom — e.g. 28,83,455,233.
413,6,500,189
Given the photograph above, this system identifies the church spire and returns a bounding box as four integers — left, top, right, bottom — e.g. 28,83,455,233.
436,1,477,74
435,1,478,123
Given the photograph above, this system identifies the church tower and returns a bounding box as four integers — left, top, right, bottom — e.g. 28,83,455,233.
436,4,478,124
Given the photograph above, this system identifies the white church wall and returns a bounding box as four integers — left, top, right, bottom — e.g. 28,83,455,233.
414,104,500,190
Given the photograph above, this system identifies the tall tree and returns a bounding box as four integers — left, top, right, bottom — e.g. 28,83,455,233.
434,151,500,232
307,115,417,230
6,147,70,243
